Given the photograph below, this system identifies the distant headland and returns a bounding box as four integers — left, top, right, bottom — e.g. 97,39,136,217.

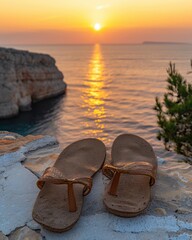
142,41,191,45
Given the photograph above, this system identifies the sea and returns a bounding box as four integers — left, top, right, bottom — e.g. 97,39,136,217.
1,44,192,161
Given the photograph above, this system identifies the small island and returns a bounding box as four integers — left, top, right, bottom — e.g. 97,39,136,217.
142,41,190,45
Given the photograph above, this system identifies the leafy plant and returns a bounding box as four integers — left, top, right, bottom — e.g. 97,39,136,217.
154,62,192,157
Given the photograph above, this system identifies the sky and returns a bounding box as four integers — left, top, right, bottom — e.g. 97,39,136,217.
0,0,192,44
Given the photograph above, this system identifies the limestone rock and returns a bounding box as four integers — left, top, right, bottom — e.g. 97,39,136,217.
24,149,59,177
154,208,167,216
153,160,192,213
27,220,41,231
0,132,59,235
0,131,192,239
0,47,66,118
0,131,58,168
0,232,8,240
0,163,38,235
41,213,192,240
0,131,21,139
9,226,42,240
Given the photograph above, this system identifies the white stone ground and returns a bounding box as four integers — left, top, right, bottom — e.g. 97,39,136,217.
0,131,192,240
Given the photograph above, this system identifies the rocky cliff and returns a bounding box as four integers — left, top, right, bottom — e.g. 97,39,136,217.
0,47,66,118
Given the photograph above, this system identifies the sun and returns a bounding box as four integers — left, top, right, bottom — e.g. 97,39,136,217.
94,23,101,31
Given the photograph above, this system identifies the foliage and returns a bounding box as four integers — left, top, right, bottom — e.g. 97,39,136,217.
154,62,192,157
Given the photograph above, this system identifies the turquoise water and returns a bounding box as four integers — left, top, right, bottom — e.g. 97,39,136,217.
1,44,192,160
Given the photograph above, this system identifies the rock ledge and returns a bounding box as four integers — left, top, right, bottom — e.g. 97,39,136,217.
0,131,192,240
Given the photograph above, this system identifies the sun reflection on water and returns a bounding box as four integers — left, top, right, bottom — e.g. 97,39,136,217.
81,44,108,139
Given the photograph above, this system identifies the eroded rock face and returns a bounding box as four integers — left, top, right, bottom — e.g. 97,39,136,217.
0,47,66,118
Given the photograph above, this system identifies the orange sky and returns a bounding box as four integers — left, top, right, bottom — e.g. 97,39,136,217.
1,0,192,44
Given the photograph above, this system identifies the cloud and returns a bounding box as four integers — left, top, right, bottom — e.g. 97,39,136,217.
96,4,111,10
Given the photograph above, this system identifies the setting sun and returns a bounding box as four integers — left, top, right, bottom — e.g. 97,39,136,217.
94,23,101,31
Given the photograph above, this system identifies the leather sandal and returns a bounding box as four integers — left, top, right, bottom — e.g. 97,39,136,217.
32,138,106,232
102,134,157,217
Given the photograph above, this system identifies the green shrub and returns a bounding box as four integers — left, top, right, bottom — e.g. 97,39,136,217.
154,62,192,157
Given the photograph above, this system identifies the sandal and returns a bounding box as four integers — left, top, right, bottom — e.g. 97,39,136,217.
32,138,106,232
102,134,157,217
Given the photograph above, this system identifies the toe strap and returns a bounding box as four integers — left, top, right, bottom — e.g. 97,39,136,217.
37,166,93,212
103,161,156,196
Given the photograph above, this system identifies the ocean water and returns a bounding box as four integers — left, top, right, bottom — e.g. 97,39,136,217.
1,44,192,160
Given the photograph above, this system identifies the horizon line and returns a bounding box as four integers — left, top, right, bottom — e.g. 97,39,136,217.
1,41,192,46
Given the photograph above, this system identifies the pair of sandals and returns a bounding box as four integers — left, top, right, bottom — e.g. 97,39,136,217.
32,134,157,232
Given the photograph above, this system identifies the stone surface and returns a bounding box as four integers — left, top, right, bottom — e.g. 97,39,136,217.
24,147,59,177
27,220,41,231
9,226,42,240
0,47,66,118
0,131,58,168
0,131,192,239
41,213,192,240
0,132,59,235
0,162,38,235
155,208,167,216
152,159,192,214
0,232,8,240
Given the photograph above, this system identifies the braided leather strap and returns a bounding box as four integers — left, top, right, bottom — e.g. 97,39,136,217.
37,167,92,212
102,162,156,196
